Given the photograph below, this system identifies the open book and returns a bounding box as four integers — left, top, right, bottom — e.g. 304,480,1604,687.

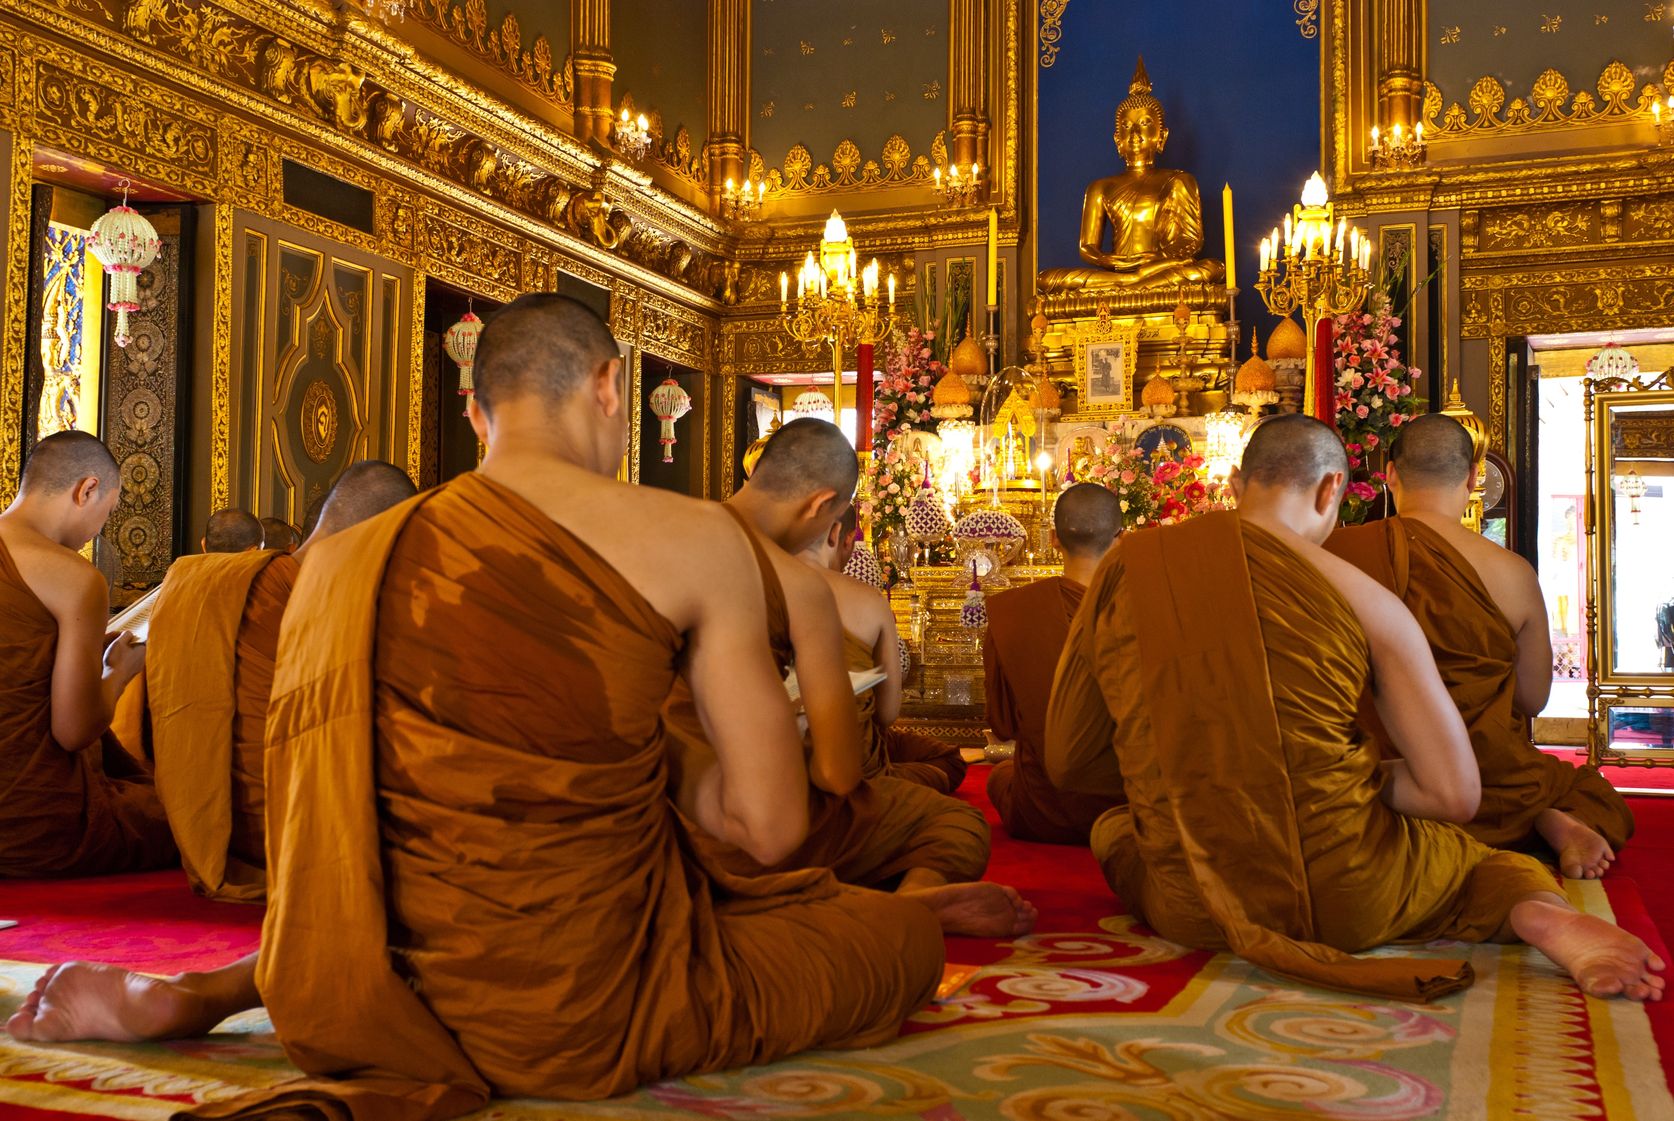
107,585,162,644
783,665,888,707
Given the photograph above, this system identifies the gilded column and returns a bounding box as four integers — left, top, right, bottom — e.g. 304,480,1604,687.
707,0,749,204
949,0,989,172
1373,0,1424,132
572,0,616,146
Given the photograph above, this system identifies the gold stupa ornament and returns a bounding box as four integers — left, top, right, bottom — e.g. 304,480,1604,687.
1267,317,1308,361
1142,374,1178,418
1233,336,1279,410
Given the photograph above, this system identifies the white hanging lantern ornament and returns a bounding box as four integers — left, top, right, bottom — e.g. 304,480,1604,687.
792,388,836,420
649,376,693,463
444,303,484,417
88,179,161,349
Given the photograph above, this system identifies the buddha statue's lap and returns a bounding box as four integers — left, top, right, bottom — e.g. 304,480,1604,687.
1037,58,1224,296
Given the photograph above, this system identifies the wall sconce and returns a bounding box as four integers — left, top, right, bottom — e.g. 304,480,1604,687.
1369,122,1426,170
933,161,982,207
721,176,765,221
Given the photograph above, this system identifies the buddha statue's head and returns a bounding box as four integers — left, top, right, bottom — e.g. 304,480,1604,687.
1113,57,1167,172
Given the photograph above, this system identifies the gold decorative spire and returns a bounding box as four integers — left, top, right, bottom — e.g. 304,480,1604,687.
1131,56,1152,96
1117,56,1163,125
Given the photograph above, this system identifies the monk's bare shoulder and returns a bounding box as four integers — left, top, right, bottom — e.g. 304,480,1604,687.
1408,511,1541,625
772,545,838,615
817,564,894,638
0,524,104,623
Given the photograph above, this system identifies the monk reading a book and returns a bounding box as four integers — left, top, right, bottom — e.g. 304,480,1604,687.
1046,413,1663,1003
10,294,950,1117
667,419,1032,937
1326,413,1632,879
143,460,417,902
804,505,967,793
985,482,1127,844
0,432,174,879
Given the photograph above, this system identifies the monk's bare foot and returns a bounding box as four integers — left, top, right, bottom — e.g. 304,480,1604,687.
904,882,1038,938
1511,897,1666,1002
1536,808,1615,879
6,962,238,1043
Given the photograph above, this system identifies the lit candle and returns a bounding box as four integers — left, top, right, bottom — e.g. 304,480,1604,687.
819,268,827,298
1415,122,1424,142
1335,219,1346,259
1260,237,1270,272
1392,123,1403,143
1221,183,1236,291
934,167,943,187
779,271,788,306
1370,125,1380,151
986,207,999,305
725,176,735,196
1270,226,1280,260
887,273,896,308
1283,213,1292,254
972,162,980,181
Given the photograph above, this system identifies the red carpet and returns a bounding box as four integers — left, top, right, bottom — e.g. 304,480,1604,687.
1546,746,1674,792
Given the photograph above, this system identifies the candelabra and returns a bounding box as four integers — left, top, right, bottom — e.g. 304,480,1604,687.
1654,96,1674,146
1367,123,1426,170
1254,172,1373,419
779,211,897,446
613,109,652,162
932,162,983,207
721,177,766,221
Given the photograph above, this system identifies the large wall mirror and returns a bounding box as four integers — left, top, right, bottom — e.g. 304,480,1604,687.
1586,369,1674,771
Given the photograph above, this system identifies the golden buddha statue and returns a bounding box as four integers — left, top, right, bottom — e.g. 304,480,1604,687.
1038,58,1224,293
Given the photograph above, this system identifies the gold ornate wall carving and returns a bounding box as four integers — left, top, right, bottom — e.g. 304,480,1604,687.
1038,0,1067,68
411,0,575,106
1423,60,1669,140
752,132,940,197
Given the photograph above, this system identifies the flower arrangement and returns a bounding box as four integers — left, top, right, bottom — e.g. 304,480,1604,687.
1332,291,1421,524
873,326,942,442
1068,444,1220,528
858,441,926,538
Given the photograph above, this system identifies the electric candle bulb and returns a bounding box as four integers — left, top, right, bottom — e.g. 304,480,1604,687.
1260,238,1270,271
972,162,980,180
779,271,788,305
1371,125,1380,148
887,273,896,307
1283,214,1292,249
1415,123,1424,141
1392,123,1403,142
637,114,647,131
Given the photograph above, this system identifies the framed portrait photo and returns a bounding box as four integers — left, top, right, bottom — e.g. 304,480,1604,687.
1071,321,1141,419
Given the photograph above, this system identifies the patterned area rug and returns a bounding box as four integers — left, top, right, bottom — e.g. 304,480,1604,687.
0,771,1670,1119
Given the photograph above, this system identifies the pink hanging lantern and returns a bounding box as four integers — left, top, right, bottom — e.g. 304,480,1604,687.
649,376,692,463
87,179,161,349
444,306,483,417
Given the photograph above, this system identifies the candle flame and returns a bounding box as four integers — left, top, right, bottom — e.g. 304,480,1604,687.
1301,172,1329,208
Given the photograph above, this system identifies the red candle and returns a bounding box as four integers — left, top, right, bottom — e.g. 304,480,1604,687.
856,343,875,451
1313,318,1336,428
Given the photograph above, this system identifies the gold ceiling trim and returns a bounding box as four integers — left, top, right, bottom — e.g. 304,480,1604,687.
1423,60,1672,140
1038,0,1068,68
752,131,942,196
411,0,574,107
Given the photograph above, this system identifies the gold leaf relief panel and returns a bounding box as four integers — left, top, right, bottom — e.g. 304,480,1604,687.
1477,203,1599,252
32,57,218,193
1624,196,1674,242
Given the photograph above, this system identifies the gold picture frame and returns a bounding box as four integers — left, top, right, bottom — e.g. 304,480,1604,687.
1070,319,1141,420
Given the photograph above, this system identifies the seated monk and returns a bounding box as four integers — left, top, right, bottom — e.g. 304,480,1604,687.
144,461,417,902
1326,414,1632,879
668,418,1030,937
1046,414,1663,1003
200,508,261,554
0,432,175,877
985,483,1126,844
10,295,951,1111
257,516,300,553
802,505,967,794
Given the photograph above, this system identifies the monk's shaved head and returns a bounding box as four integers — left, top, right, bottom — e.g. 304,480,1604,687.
1390,413,1475,489
474,293,619,414
750,418,859,503
259,517,300,552
20,431,118,496
1054,483,1123,558
313,460,417,539
203,508,263,553
1240,414,1349,494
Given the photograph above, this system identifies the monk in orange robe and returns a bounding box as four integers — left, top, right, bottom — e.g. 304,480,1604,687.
668,420,1027,935
801,505,967,793
144,461,418,902
10,296,950,1114
1047,414,1664,1003
1327,414,1632,879
0,432,174,877
985,483,1126,844
200,508,262,554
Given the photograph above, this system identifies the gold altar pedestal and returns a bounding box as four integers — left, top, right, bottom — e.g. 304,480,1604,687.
1033,293,1235,420
890,562,1064,743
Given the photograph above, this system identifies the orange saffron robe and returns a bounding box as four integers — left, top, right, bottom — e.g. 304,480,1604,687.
1046,512,1558,1000
984,575,1124,844
665,511,989,886
199,475,943,1120
1327,516,1633,851
147,550,299,902
0,538,175,878
843,630,966,794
